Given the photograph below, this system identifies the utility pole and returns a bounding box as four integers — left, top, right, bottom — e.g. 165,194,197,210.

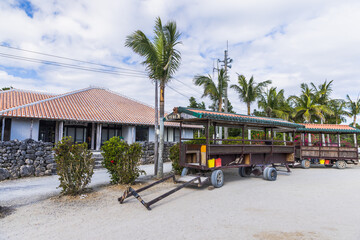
218,41,232,139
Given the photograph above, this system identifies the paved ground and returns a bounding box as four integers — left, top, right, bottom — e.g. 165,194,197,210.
1,164,360,240
0,163,172,207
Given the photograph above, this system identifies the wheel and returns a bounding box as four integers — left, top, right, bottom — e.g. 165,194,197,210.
263,167,270,180
301,159,311,169
181,168,188,177
324,164,334,168
239,167,252,177
266,167,277,181
335,160,347,169
211,170,224,188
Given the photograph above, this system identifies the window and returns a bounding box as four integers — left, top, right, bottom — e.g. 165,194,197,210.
101,124,122,144
174,129,180,142
38,120,56,143
64,125,87,143
136,126,149,142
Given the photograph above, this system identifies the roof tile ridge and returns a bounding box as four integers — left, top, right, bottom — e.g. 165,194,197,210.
0,88,57,96
0,87,95,115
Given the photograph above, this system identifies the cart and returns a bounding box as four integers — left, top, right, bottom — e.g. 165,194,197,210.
166,107,303,187
295,123,360,169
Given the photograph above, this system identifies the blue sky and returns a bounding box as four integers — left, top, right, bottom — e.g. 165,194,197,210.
1,0,360,116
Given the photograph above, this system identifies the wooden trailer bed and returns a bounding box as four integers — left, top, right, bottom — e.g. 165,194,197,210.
295,123,360,169
165,107,304,187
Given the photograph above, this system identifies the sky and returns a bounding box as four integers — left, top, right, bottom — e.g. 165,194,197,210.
1,0,360,116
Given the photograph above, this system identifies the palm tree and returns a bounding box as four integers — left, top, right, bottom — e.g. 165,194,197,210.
289,84,333,123
327,99,348,124
125,17,182,178
311,80,333,105
194,68,228,112
230,75,271,115
346,95,360,125
257,87,289,120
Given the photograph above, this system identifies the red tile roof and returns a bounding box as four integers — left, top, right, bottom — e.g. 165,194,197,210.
0,87,193,128
0,89,55,111
299,123,360,133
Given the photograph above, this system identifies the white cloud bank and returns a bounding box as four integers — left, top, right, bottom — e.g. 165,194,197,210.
0,0,360,114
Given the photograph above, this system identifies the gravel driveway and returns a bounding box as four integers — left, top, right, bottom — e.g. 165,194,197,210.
1,164,360,240
0,163,172,206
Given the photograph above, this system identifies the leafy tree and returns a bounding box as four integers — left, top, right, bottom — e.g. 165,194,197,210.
346,95,360,125
230,75,271,115
188,96,206,109
125,17,182,178
257,87,289,120
194,68,228,112
327,99,348,124
289,83,333,123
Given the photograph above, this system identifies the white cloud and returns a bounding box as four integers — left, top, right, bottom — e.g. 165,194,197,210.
0,0,359,115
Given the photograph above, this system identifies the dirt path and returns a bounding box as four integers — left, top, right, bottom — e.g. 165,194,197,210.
1,165,360,240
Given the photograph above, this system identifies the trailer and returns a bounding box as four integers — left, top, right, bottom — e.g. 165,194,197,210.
165,107,303,187
295,123,360,169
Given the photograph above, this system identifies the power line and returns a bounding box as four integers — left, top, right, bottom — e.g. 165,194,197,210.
173,77,203,95
0,52,148,78
0,44,147,75
167,85,191,99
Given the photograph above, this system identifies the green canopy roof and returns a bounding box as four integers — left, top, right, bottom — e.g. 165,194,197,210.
166,107,304,129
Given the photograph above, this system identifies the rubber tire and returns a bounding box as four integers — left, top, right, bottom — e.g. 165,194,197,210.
267,167,277,181
324,164,334,168
211,170,224,188
239,167,252,177
263,167,270,180
336,160,347,169
181,168,188,177
301,159,311,169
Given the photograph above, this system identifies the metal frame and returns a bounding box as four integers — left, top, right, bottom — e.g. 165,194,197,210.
119,174,207,210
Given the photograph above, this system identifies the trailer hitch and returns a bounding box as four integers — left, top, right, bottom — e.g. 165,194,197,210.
118,174,201,210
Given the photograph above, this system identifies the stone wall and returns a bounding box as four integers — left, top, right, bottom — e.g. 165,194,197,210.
0,139,56,181
140,142,176,164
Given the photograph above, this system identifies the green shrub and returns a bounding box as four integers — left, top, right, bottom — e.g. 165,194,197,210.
101,137,144,184
53,137,94,195
169,143,182,175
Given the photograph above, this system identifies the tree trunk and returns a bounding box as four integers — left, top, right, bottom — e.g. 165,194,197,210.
154,80,159,175
157,83,165,178
247,102,251,115
354,115,357,126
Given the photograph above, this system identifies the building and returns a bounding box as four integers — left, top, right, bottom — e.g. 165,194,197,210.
0,87,195,149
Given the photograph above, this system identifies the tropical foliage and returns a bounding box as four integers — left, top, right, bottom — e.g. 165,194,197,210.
194,68,228,112
230,75,272,115
126,17,182,178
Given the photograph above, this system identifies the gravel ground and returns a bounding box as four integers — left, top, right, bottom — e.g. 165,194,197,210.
1,165,360,240
0,163,172,207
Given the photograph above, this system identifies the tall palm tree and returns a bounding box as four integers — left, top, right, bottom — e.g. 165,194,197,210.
194,68,228,112
125,17,182,178
257,87,289,120
289,85,333,123
346,95,360,125
230,75,271,115
327,99,348,124
311,80,333,105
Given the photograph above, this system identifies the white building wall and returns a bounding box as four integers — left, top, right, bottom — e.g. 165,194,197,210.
11,119,40,141
122,125,136,143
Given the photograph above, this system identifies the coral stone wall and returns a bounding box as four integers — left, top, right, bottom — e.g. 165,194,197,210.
0,139,56,181
140,142,175,164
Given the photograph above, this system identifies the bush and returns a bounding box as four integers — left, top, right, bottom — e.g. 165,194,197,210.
169,143,182,175
53,137,94,195
101,137,144,184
